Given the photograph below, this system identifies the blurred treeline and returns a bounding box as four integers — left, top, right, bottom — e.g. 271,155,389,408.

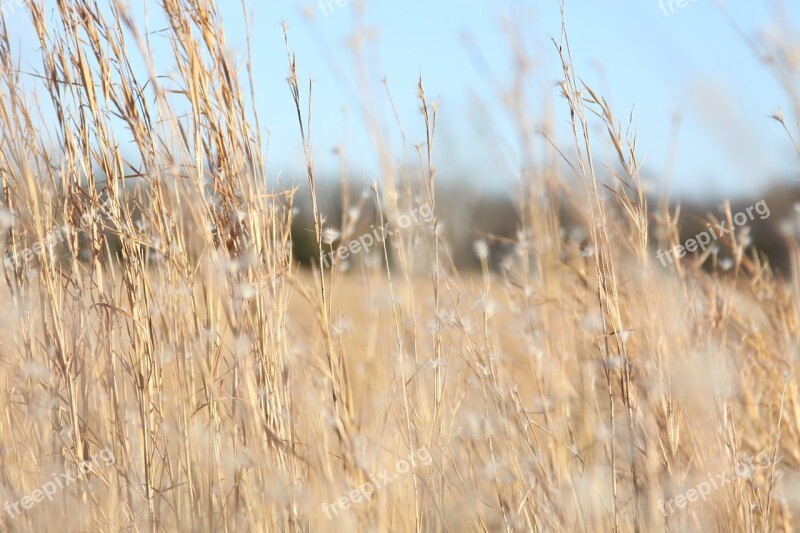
288,176,800,276
8,171,798,277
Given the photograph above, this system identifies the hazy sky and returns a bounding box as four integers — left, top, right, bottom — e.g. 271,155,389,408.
8,1,800,199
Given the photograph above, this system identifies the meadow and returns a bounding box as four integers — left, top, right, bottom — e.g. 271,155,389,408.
0,1,798,532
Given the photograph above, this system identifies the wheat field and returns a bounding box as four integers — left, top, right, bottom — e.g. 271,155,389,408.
0,1,798,532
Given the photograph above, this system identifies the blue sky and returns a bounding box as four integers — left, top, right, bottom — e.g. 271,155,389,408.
8,1,800,198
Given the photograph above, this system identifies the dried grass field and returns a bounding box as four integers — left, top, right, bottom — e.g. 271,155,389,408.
0,1,799,532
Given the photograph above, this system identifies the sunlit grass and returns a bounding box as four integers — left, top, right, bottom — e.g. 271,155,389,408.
0,1,797,531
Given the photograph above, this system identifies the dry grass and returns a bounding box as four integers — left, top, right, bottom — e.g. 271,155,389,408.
0,1,798,532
